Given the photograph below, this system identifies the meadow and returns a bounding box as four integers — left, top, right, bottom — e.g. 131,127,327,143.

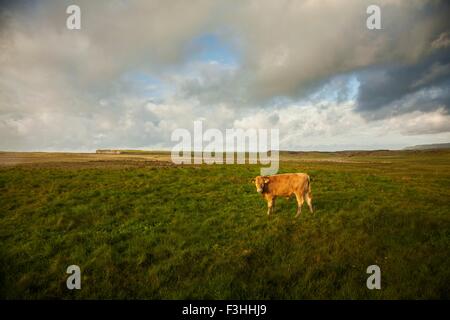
0,150,449,299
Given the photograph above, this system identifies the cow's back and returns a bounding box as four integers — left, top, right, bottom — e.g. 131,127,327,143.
265,173,309,196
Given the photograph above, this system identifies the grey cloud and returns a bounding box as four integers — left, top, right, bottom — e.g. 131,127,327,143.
224,0,450,102
3,0,449,104
0,0,218,84
0,0,221,150
170,62,246,106
172,0,450,108
356,49,450,120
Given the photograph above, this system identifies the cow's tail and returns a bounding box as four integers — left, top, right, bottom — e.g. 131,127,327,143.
304,174,312,198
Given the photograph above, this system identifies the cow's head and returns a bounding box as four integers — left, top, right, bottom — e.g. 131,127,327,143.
252,176,269,194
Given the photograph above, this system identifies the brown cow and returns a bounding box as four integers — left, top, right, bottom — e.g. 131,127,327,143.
252,173,313,217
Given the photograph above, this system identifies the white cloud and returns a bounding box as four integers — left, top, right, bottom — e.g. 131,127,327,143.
384,107,450,135
432,31,450,50
234,101,450,151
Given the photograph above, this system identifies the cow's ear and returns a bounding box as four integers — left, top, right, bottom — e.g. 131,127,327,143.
263,177,270,184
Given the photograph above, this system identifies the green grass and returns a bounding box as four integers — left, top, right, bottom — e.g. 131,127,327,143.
0,151,449,299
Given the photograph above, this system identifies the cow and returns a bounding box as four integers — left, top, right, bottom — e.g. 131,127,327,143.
252,173,313,217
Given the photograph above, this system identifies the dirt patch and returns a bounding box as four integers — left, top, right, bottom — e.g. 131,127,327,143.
0,152,175,169
2,160,176,169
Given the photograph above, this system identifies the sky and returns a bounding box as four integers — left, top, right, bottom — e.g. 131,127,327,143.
0,0,449,152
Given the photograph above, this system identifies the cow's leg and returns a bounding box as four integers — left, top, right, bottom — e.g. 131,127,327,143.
305,192,313,214
294,192,304,218
266,196,275,216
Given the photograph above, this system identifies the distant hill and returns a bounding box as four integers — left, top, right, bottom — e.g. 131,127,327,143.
404,143,450,150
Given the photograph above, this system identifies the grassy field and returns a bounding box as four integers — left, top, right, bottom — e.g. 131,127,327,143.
0,150,449,299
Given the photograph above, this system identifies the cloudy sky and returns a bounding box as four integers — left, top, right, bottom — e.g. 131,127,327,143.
1,0,449,151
